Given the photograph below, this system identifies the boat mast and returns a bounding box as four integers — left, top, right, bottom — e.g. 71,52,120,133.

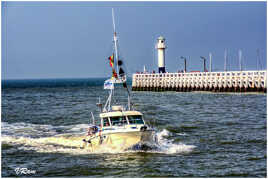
112,8,119,76
104,8,131,111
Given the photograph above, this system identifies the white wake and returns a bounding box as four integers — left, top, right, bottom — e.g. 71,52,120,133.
2,122,195,155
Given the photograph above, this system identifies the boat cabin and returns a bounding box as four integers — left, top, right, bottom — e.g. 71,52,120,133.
100,107,145,128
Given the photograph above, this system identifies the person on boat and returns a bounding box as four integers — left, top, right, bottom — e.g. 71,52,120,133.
103,118,110,127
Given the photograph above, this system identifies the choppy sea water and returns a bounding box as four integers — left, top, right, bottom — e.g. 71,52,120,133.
1,78,267,177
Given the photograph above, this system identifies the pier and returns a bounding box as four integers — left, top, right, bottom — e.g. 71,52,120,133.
132,70,267,93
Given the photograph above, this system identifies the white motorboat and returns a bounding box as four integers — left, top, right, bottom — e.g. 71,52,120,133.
80,9,155,152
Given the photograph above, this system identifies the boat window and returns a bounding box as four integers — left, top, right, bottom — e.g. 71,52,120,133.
110,116,127,126
103,117,110,127
128,115,144,124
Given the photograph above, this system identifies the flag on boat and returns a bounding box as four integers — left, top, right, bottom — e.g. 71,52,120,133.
104,79,114,89
108,54,114,67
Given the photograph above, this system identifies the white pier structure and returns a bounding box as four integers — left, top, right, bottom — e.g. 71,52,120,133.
132,70,267,92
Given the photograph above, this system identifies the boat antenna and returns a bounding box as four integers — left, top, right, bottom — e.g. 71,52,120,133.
112,8,116,35
112,8,120,77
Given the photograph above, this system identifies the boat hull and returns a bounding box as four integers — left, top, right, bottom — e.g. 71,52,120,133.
81,129,155,152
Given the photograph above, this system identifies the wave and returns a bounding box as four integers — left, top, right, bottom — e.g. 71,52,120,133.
154,129,195,154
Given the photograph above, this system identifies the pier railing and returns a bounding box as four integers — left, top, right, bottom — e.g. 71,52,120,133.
132,70,267,92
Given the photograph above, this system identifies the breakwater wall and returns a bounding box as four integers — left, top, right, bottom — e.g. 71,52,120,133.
132,70,266,93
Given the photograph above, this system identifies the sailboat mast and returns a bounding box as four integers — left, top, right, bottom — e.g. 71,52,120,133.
112,8,119,75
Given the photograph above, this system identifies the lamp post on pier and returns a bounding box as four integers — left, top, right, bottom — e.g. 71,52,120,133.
200,56,207,72
180,56,187,73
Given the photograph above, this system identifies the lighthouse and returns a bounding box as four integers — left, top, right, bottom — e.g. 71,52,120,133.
156,36,166,73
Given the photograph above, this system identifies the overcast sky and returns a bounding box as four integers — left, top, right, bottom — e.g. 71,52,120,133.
2,1,266,79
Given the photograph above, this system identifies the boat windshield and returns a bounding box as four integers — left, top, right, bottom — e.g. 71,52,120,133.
110,116,127,126
103,117,110,127
128,115,144,124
